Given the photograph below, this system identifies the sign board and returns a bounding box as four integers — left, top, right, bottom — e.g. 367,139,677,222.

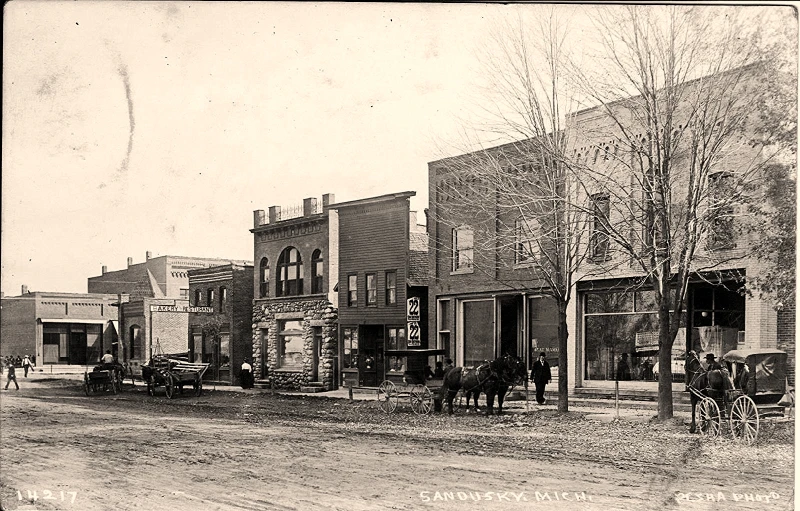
150,305,213,313
406,297,421,322
407,321,421,346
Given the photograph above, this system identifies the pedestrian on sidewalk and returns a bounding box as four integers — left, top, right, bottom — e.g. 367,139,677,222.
22,355,33,377
240,359,254,389
531,352,551,404
5,362,19,390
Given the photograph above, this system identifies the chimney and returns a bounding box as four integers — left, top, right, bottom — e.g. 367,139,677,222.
268,206,281,223
303,197,318,217
21,285,28,295
102,265,107,275
254,209,265,227
409,211,418,229
146,251,152,260
127,257,133,267
322,193,335,211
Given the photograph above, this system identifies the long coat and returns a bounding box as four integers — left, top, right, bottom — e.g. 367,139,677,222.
531,359,551,384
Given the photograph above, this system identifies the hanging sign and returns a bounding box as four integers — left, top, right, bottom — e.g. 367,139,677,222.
406,297,421,322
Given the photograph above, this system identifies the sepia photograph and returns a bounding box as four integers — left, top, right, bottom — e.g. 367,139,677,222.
1,2,796,510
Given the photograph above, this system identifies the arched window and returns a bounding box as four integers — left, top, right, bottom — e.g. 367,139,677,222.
277,247,303,296
311,249,324,294
259,257,270,298
194,289,202,306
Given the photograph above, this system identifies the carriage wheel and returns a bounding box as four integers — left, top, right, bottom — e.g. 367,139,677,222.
377,381,397,413
730,395,759,445
410,385,433,415
83,377,91,396
193,379,203,397
147,374,156,396
164,375,175,399
698,397,721,437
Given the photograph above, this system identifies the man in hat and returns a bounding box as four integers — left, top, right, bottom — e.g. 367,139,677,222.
531,352,552,404
705,353,722,371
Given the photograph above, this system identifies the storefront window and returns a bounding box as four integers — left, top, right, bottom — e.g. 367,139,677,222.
387,327,406,373
342,328,358,368
462,300,493,367
279,320,304,368
529,296,559,365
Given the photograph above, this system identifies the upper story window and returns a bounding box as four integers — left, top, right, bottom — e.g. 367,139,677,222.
348,274,358,307
311,249,324,294
707,171,736,249
277,247,303,297
590,193,611,261
180,288,189,299
452,226,474,272
194,289,202,306
259,257,270,298
219,287,227,310
515,218,539,264
385,271,397,305
207,288,215,309
366,273,377,306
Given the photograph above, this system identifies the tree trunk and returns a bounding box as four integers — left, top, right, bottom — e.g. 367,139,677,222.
657,302,674,420
558,302,569,413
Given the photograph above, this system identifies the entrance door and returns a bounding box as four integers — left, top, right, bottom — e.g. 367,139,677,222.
499,297,521,358
69,331,87,365
312,327,322,382
359,325,385,387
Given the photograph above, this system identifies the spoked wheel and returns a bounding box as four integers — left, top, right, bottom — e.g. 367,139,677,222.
410,385,433,415
83,377,91,396
164,374,175,399
698,397,722,437
147,375,156,396
377,380,397,413
730,395,759,445
193,379,203,397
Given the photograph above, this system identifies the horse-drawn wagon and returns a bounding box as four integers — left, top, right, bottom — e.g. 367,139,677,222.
688,348,794,444
377,349,446,415
83,363,125,396
141,355,210,399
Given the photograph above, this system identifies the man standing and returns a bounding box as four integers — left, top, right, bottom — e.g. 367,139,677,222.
22,355,32,377
5,361,19,390
531,352,551,405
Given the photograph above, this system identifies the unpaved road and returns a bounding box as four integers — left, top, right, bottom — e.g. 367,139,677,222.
0,379,794,511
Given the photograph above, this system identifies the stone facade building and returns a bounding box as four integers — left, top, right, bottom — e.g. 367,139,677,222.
251,195,338,391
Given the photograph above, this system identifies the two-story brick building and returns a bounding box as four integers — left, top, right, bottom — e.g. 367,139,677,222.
188,263,254,385
250,195,338,391
332,192,430,388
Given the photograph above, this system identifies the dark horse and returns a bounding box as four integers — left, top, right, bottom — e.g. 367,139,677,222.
686,351,733,433
439,355,527,416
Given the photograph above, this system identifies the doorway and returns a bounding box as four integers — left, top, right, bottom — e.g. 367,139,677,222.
499,296,521,358
359,325,385,387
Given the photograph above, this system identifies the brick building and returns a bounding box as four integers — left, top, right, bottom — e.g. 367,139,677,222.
332,192,430,388
250,195,338,391
0,286,120,365
188,263,254,385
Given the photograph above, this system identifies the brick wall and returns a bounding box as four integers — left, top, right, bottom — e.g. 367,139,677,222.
0,297,36,357
777,304,796,386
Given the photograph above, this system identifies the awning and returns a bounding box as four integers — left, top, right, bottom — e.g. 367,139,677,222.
38,318,109,324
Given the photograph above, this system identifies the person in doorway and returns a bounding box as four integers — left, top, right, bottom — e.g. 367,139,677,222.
444,358,454,372
22,355,32,377
531,352,552,404
240,358,253,389
433,361,445,378
616,353,632,381
5,361,19,390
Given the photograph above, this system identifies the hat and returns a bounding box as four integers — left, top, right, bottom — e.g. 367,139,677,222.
705,353,716,361
539,352,547,358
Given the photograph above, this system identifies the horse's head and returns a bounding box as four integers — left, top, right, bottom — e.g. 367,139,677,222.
685,351,703,377
492,355,527,386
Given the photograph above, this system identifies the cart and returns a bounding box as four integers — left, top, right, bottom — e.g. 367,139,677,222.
83,363,124,396
377,349,446,415
141,355,210,399
695,348,793,444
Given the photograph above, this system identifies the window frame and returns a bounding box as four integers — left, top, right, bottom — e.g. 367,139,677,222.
590,193,611,261
347,274,358,307
259,257,270,298
385,270,397,305
451,226,474,273
514,217,540,265
194,289,202,307
219,286,227,311
276,247,304,297
311,249,324,294
342,327,358,368
207,288,215,309
707,171,736,249
277,319,304,369
366,273,377,306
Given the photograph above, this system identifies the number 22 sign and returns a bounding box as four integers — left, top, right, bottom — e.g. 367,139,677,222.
406,297,420,322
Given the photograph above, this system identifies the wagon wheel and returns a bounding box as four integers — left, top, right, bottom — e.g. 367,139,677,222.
730,395,759,445
193,378,203,397
83,376,91,396
147,374,156,396
164,374,175,399
377,380,397,413
698,397,721,437
410,385,433,415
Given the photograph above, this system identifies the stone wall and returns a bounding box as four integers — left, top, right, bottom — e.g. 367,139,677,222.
252,297,338,390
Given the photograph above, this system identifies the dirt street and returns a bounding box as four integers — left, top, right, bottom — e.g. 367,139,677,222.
0,379,794,511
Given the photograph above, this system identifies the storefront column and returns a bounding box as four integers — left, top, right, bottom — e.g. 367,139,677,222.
567,283,579,390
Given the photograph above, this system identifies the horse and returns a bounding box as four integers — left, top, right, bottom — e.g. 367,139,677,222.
686,351,734,433
482,355,527,415
439,362,494,415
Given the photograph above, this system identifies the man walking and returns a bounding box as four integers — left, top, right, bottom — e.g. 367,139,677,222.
22,354,33,377
5,361,19,390
531,352,551,405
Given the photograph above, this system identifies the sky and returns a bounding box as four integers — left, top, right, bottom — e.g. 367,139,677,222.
2,1,517,296
1,2,791,297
